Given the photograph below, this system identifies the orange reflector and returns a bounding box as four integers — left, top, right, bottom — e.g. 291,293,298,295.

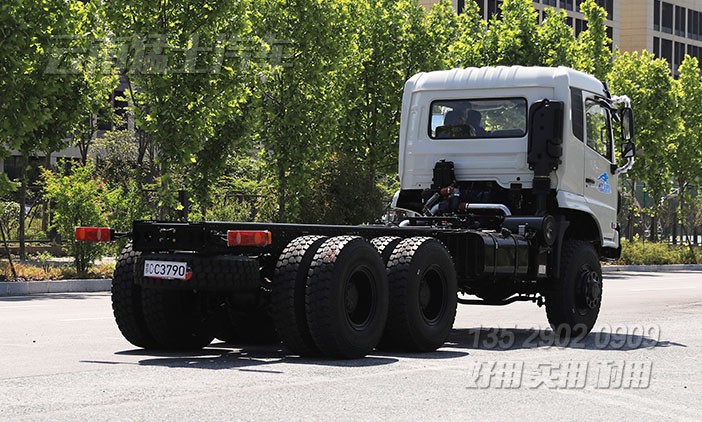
227,230,272,247
75,227,113,242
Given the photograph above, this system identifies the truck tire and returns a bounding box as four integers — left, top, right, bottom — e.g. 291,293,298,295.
141,288,216,350
111,243,159,349
305,236,388,359
382,237,458,352
370,236,403,264
271,235,328,356
545,239,602,339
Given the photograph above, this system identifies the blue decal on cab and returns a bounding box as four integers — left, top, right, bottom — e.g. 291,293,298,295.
597,172,611,194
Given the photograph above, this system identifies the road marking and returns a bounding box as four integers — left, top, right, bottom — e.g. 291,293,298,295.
60,317,113,322
630,286,699,292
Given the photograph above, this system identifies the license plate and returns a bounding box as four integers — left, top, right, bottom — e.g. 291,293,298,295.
143,260,189,280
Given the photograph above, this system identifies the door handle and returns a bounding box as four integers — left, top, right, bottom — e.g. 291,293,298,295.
586,178,595,184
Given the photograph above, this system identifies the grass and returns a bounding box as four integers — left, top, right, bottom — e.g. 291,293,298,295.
0,261,115,281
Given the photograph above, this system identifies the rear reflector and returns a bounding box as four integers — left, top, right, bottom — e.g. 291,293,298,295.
227,230,272,247
75,227,113,242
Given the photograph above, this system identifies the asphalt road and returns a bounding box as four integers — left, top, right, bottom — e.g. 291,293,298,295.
1,271,700,421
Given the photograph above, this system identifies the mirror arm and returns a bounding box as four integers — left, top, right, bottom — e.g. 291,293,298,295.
614,156,635,175
610,95,632,108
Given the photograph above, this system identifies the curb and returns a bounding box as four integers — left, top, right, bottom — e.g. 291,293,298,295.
0,279,111,297
604,264,702,272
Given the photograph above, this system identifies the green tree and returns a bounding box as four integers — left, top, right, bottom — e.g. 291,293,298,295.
63,3,121,166
484,0,540,66
103,0,255,217
449,0,487,68
249,0,357,222
575,0,612,80
425,0,460,69
537,8,577,67
671,55,702,243
42,163,105,275
1,0,95,258
609,51,675,240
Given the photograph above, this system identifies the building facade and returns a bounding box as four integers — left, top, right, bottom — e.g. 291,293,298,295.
424,0,702,76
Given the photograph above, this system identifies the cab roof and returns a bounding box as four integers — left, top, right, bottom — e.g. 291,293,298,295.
405,66,606,95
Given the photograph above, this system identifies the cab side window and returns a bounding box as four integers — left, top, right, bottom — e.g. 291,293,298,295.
585,100,613,161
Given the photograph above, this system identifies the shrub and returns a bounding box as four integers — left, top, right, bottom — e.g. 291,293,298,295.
42,163,106,276
618,237,699,265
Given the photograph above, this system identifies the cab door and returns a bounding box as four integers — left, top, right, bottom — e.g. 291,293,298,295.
583,96,618,246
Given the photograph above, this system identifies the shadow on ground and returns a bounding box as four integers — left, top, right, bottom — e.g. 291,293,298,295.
447,326,686,351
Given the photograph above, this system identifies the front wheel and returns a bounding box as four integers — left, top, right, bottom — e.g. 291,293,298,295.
545,239,603,339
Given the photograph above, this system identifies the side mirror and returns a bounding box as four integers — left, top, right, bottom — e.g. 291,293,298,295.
622,141,636,159
621,107,634,141
613,140,637,175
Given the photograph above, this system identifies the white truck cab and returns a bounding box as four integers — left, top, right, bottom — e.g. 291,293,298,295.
394,66,635,256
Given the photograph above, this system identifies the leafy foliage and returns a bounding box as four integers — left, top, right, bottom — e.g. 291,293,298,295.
5,0,702,252
608,51,675,232
42,163,106,275
619,237,698,265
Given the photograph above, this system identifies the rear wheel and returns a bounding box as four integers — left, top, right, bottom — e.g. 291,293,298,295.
305,236,388,359
271,235,328,356
141,288,216,350
370,236,402,264
111,243,158,349
382,237,458,352
545,239,602,339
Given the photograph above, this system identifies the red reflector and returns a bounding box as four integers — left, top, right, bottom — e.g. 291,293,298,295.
75,227,112,242
227,230,272,247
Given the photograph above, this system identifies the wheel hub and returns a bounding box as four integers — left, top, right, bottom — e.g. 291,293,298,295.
578,270,602,310
419,280,431,309
345,283,359,313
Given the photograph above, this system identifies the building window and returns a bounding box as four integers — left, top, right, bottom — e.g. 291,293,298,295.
661,38,673,65
654,0,660,31
675,41,685,69
661,2,673,34
2,156,44,182
575,18,588,37
486,0,503,19
543,0,557,6
675,6,686,37
559,0,573,10
687,8,693,38
687,44,698,63
596,0,613,20
653,37,660,57
476,0,485,20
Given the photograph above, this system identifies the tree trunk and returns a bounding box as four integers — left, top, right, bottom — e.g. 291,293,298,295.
18,154,28,259
649,215,658,242
0,220,17,280
42,152,52,234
